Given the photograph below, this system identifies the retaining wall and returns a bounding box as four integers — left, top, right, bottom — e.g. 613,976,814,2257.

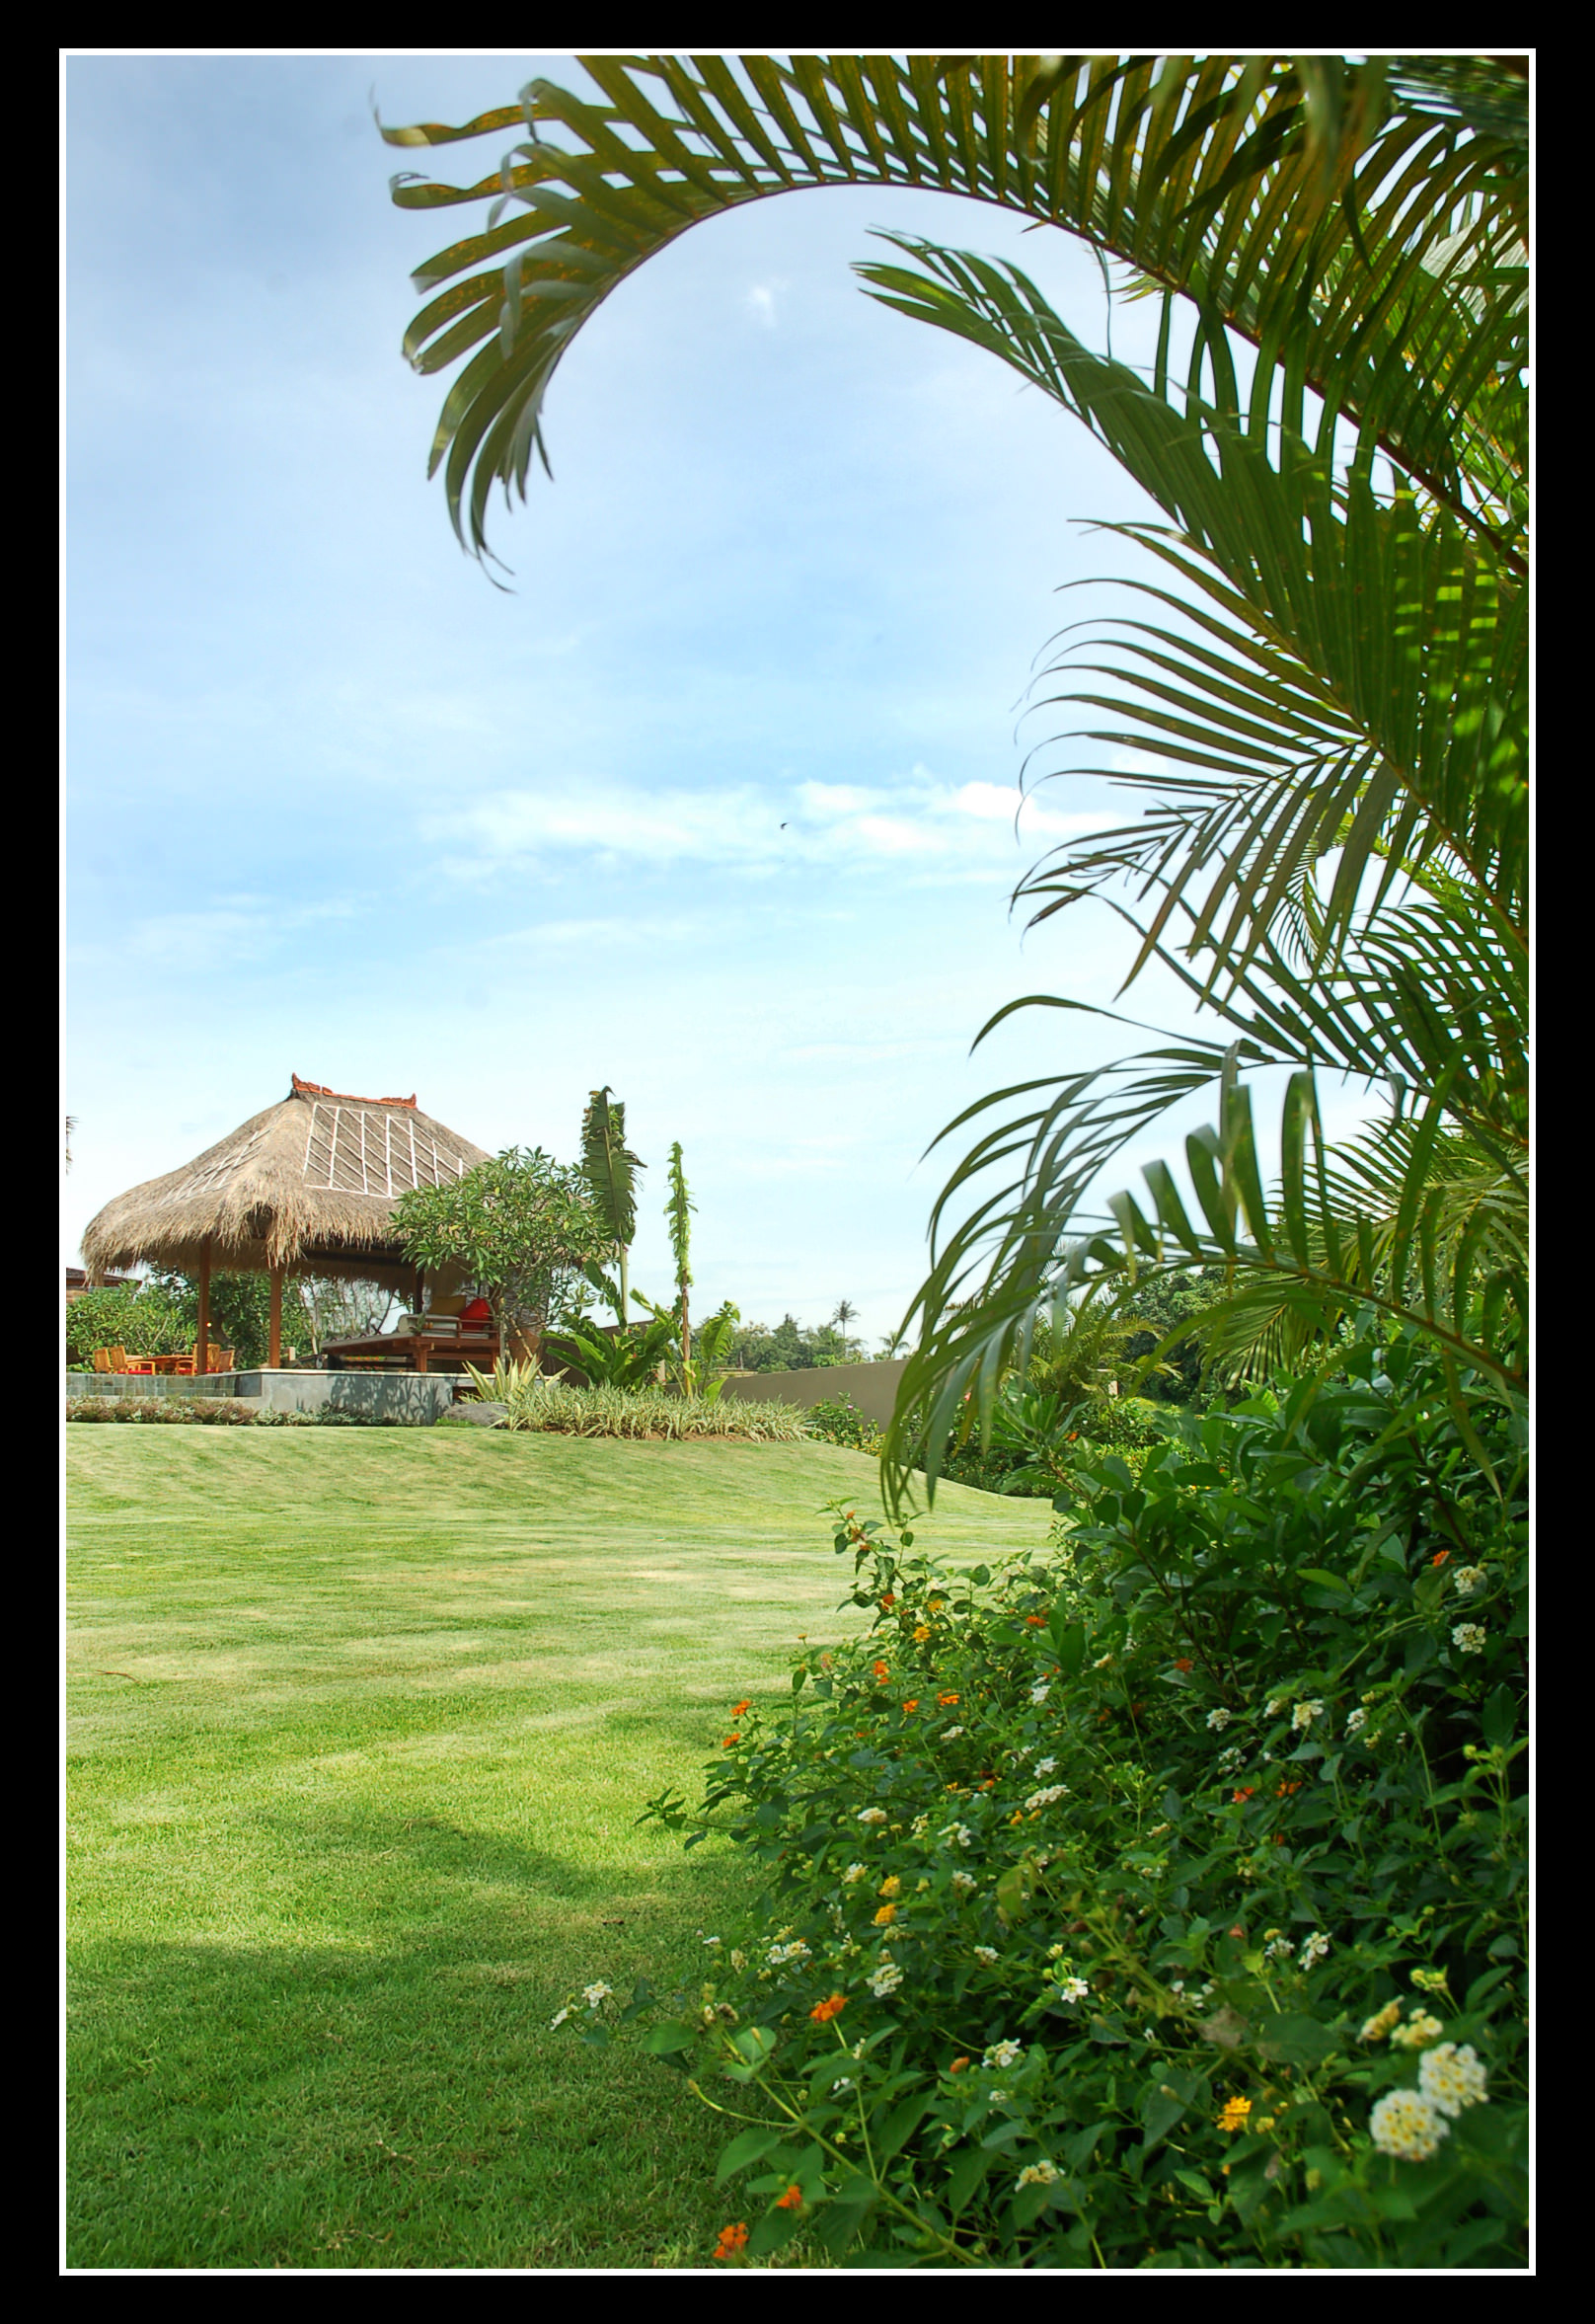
718,1357,908,1428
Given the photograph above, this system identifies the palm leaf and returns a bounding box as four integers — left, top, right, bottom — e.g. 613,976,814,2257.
384,54,1526,563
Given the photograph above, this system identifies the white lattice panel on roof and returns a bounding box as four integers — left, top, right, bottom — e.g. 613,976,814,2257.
158,1127,268,1204
301,1105,467,1194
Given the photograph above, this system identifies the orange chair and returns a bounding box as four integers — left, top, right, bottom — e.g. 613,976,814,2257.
93,1348,114,1374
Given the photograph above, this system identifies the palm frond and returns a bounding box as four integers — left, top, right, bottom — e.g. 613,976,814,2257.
384,54,1526,561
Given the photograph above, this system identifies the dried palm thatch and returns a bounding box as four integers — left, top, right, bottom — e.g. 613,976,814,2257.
80,1074,491,1287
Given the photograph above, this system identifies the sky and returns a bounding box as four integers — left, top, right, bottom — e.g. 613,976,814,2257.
62,51,1378,1349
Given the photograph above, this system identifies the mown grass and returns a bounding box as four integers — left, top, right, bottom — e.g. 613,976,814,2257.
66,1430,1051,2269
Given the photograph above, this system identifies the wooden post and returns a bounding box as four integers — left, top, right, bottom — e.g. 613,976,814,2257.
195,1240,211,1375
268,1265,283,1369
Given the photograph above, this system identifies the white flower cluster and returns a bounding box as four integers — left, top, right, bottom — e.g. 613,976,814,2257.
942,1822,975,1849
1418,2042,1488,2117
1263,1935,1294,1963
1025,1784,1070,1812
1451,1623,1486,1655
1033,1756,1058,1776
549,2006,571,2029
701,1934,722,1949
973,1945,1000,1965
1029,1682,1051,1705
766,1939,811,1968
983,2040,1023,2069
1299,1930,1330,1969
1390,2010,1445,2051
1015,2158,1060,2191
1369,2088,1450,2162
943,1725,965,1741
842,1862,867,1884
1057,1976,1090,2003
1452,1565,1487,1596
1292,1699,1327,1732
581,1982,613,2008
1216,1744,1244,1772
1206,1707,1233,1733
1369,2047,1487,2162
1344,1707,1368,1737
868,1958,903,1998
857,1806,888,1825
950,1870,976,1894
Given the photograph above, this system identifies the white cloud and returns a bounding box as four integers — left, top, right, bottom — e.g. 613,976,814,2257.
421,768,1119,882
745,280,782,328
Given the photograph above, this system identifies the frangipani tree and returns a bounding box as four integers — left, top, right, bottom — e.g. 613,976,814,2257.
384,53,1528,1500
391,1145,609,1361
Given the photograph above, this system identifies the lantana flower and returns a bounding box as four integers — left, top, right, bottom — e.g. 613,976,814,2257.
1452,1566,1487,1596
1369,2089,1449,2162
581,1982,613,2008
857,1807,887,1825
1292,1699,1326,1732
1206,1707,1233,1732
1298,1931,1330,1969
1418,2043,1488,2117
1015,2159,1060,2191
1391,2011,1445,2050
1359,1999,1403,2043
868,1959,903,1998
1451,1623,1486,1655
983,2040,1023,2069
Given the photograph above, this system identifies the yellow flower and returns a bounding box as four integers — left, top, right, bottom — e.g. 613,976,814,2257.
873,1902,897,1926
913,1624,932,1643
878,1876,901,1898
1217,2097,1253,2133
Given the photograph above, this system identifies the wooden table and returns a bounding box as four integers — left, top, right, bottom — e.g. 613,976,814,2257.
121,1354,194,1375
321,1331,500,1375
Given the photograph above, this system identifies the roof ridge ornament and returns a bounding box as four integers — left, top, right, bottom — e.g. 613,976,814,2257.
291,1073,418,1109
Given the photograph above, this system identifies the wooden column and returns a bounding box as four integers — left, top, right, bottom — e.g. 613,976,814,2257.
268,1264,283,1369
195,1240,211,1375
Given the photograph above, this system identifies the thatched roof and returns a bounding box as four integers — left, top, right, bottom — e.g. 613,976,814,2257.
81,1074,491,1286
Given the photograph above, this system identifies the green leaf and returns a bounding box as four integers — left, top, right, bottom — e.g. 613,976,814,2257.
643,2020,698,2056
1256,2012,1339,2065
716,2126,789,2181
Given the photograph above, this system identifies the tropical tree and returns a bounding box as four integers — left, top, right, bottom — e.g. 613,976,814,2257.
391,1145,609,1360
385,53,1528,1502
579,1085,644,1325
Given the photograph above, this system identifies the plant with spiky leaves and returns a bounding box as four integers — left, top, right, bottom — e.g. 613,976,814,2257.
579,1086,645,1326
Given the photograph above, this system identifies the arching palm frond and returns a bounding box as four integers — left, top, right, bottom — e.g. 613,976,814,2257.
385,54,1526,566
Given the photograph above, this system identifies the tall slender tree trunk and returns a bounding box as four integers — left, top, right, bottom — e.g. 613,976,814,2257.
195,1240,211,1375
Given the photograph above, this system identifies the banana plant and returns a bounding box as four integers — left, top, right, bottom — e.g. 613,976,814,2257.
543,1310,679,1389
579,1086,645,1326
385,54,1529,1504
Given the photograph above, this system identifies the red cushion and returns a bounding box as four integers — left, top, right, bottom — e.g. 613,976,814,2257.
459,1298,492,1322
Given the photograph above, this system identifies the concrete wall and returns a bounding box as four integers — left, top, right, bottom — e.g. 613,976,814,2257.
237,1369,459,1422
718,1357,908,1429
66,1369,459,1421
67,1372,245,1399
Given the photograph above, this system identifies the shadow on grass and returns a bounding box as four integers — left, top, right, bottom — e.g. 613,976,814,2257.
69,1820,764,2271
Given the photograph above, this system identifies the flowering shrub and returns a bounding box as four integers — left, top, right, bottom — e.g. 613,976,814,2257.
804,1395,883,1455
565,1333,1526,2267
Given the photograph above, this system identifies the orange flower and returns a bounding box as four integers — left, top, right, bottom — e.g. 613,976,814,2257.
722,1734,741,1747
873,1661,890,1681
713,2222,749,2259
901,1698,920,1714
1025,1614,1046,1627
1232,1786,1257,1803
1430,1550,1451,1567
879,1593,896,1608
938,1692,959,1706
949,2055,970,2074
809,1993,847,2024
775,2185,803,2211
1275,1779,1303,1797
730,1699,752,1717
873,1902,897,1925
1175,1658,1194,1672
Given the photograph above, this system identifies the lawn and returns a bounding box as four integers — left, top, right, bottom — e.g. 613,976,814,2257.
65,1429,1052,2270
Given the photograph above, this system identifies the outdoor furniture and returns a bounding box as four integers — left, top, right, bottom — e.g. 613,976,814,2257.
323,1326,500,1375
93,1346,131,1373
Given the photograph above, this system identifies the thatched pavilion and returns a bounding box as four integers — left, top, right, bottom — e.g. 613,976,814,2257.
80,1075,491,1369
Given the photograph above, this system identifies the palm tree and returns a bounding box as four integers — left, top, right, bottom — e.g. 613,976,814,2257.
385,54,1528,1502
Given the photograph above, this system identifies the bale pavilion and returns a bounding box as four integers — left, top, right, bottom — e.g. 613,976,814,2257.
80,1075,491,1369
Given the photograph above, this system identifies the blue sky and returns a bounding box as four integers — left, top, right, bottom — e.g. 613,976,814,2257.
62,52,1374,1346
